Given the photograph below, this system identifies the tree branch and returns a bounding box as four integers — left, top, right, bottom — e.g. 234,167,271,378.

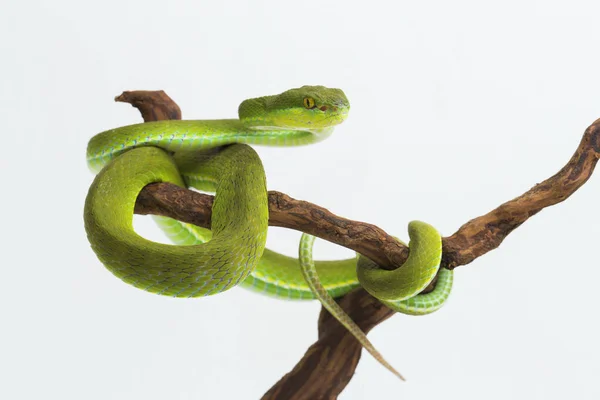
110,90,600,399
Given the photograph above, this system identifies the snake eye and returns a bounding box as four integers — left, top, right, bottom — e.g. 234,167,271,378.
303,97,316,109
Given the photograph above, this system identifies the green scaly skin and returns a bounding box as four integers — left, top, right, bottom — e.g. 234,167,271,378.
299,224,452,380
84,85,453,379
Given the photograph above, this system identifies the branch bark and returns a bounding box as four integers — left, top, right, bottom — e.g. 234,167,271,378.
111,90,600,399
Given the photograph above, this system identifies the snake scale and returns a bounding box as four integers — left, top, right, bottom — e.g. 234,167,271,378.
84,86,453,379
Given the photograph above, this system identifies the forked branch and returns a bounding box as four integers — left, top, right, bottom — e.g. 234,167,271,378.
110,90,600,399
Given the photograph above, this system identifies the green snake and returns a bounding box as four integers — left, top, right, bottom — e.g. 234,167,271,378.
84,86,453,379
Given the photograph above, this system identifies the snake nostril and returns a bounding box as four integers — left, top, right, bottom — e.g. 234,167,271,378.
319,105,328,111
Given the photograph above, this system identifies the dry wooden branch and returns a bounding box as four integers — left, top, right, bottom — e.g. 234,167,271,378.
111,90,600,399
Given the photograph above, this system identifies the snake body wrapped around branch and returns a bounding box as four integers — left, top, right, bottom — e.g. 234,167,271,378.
84,86,454,379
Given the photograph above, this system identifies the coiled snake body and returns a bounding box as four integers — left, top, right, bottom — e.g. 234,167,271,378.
85,86,453,379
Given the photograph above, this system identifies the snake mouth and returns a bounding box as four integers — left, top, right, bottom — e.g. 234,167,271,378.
321,106,350,125
260,106,349,130
314,102,350,126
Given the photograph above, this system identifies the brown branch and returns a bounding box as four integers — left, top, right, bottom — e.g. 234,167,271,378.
135,186,409,270
111,91,600,399
115,90,182,121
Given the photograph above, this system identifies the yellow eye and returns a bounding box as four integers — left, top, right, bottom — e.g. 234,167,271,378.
303,97,316,109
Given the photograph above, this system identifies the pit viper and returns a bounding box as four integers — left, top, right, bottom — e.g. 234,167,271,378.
84,85,453,379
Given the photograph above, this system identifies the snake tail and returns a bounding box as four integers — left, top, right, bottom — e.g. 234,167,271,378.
299,222,452,380
299,233,406,380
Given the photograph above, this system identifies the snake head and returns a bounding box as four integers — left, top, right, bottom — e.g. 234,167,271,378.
239,85,350,131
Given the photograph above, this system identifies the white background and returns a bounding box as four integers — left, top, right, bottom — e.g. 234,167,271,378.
2,1,600,399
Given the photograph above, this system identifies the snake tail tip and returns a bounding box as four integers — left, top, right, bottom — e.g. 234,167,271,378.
387,365,406,381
